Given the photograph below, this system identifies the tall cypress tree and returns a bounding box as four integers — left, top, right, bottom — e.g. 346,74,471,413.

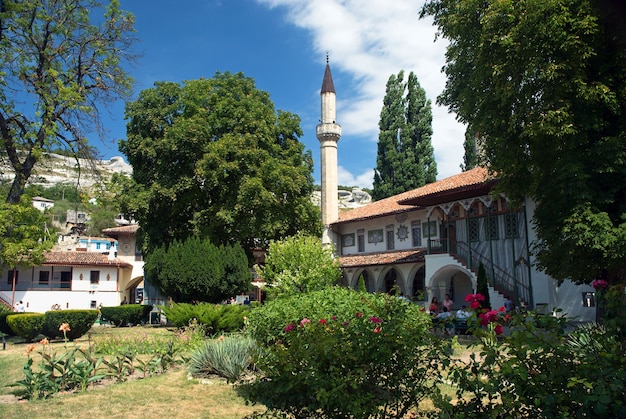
373,71,436,201
461,127,479,171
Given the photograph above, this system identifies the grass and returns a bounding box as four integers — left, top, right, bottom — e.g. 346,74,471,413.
0,326,264,419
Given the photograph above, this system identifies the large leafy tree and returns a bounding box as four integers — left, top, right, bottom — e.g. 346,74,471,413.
0,0,136,204
144,237,250,303
0,197,54,305
422,0,626,284
373,71,437,201
120,72,321,256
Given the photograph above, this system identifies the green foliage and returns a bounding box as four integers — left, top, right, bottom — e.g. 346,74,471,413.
461,128,480,171
257,234,342,299
159,303,249,334
189,334,256,382
119,72,322,255
357,274,367,293
0,197,54,271
42,310,98,340
476,262,491,309
0,310,15,336
0,0,136,203
6,313,45,341
242,288,446,418
373,70,437,200
435,304,626,418
99,304,152,327
421,0,626,284
145,237,251,303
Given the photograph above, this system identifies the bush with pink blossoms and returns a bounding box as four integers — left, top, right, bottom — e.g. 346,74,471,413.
242,287,448,418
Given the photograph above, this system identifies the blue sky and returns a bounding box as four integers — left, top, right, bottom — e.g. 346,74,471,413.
99,0,466,188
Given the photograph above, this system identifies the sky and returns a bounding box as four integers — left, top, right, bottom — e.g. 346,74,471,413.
99,0,467,189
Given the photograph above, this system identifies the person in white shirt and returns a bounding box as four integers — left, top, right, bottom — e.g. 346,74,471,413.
456,305,470,319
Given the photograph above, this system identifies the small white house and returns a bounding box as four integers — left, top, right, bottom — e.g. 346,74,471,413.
31,196,55,212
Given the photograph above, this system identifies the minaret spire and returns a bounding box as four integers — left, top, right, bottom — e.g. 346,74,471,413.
316,55,342,245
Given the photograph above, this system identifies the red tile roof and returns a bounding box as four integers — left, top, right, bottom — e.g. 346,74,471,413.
338,249,425,268
43,251,133,268
334,167,493,224
102,224,139,236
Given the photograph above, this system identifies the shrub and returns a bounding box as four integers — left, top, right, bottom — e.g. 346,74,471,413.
160,302,249,334
189,334,256,382
99,304,152,327
241,287,447,418
6,313,45,341
42,310,98,340
0,310,15,336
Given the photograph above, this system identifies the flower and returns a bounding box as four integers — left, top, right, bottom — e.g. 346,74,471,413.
284,323,295,333
355,312,363,318
494,324,504,335
373,326,381,333
593,279,608,289
464,293,485,302
300,318,311,327
470,301,481,310
39,338,49,345
498,306,506,312
59,323,71,332
331,315,337,320
319,318,327,324
24,344,35,356
369,316,382,324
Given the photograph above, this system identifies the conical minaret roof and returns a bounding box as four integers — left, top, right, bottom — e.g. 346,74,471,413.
321,59,335,94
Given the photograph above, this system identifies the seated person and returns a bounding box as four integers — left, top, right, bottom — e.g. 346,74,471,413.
435,307,454,335
456,305,470,319
437,307,453,320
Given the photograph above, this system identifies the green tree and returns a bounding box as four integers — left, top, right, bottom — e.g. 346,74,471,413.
0,197,54,306
0,0,136,204
422,0,626,284
461,128,479,171
476,262,491,310
256,234,342,299
120,73,322,256
373,70,437,201
144,237,250,303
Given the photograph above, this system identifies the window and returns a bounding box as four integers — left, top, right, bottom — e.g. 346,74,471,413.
469,218,479,242
411,221,422,247
485,216,499,240
7,269,18,285
96,243,101,250
357,229,365,252
422,221,437,238
386,225,395,250
90,271,100,284
60,271,72,289
39,271,50,285
505,213,520,238
582,292,595,307
90,300,97,309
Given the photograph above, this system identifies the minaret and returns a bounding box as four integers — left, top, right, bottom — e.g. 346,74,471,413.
316,55,342,245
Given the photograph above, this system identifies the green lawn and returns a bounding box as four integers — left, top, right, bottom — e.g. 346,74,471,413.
0,326,264,419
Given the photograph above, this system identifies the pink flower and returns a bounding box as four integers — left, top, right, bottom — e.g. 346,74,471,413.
284,323,295,333
355,312,363,318
319,318,327,324
300,318,311,326
369,316,382,324
331,315,337,320
494,324,504,335
343,321,349,326
470,301,481,310
373,326,381,333
593,279,608,289
499,306,506,312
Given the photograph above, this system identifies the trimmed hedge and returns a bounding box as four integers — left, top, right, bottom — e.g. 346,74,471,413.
6,313,45,341
99,304,153,327
0,311,15,336
43,309,98,340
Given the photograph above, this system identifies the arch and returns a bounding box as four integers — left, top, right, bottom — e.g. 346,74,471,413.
382,267,404,294
351,269,375,293
427,265,474,311
412,265,426,300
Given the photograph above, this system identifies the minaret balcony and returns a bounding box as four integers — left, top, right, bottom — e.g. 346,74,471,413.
316,123,342,139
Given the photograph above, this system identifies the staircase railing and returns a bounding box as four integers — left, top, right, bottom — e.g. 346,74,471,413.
451,241,531,308
0,291,13,311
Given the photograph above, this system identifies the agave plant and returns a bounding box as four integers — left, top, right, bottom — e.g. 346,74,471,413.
188,334,256,382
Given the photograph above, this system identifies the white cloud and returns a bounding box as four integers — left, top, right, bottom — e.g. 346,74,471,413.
338,165,375,189
257,0,467,187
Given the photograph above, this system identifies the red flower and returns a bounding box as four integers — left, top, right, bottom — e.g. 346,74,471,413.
284,323,295,333
593,279,608,289
494,324,504,335
470,301,481,310
355,312,363,318
373,326,381,333
369,316,382,324
319,318,327,324
499,306,506,312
